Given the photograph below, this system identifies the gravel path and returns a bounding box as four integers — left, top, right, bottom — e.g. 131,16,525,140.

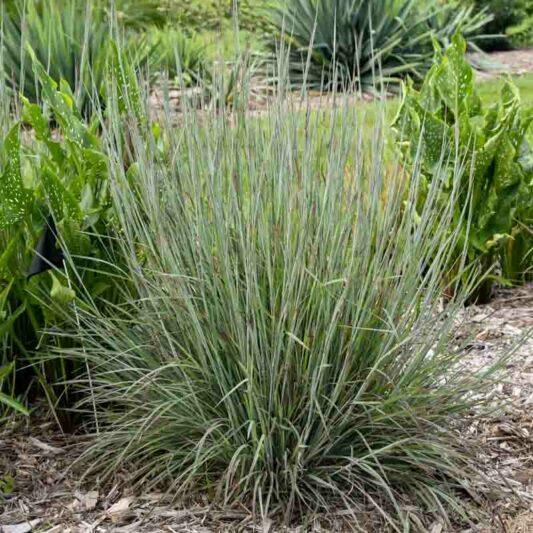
472,49,533,81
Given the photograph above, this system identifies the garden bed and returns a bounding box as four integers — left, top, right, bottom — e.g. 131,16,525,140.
1,285,531,533
148,48,533,124
1,3,532,532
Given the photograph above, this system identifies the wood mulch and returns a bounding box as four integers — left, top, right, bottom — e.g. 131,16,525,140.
455,284,533,532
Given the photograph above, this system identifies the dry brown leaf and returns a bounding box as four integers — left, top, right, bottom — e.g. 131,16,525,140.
68,490,99,512
106,496,134,524
27,437,63,455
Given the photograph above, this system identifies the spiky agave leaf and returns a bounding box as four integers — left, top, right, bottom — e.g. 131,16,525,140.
0,0,204,115
266,0,490,91
1,0,111,114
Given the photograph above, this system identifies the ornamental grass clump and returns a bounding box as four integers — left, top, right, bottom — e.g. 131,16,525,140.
57,66,501,529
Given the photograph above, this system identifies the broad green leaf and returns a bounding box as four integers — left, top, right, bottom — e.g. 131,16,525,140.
500,81,519,109
473,135,499,181
110,42,144,122
0,125,31,229
40,166,81,222
59,79,83,121
28,46,94,148
392,30,533,293
21,97,65,165
49,272,76,304
494,134,517,188
419,64,441,113
434,33,473,115
484,103,500,135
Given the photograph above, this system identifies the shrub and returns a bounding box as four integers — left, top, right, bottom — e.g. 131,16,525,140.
51,59,505,529
112,0,174,30
173,0,275,36
266,0,491,91
471,0,533,50
394,34,533,302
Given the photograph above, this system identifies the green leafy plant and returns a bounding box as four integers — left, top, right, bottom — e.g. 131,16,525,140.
266,0,491,91
0,57,119,420
394,33,533,302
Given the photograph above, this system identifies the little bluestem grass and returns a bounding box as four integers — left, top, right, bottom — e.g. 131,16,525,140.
56,66,501,530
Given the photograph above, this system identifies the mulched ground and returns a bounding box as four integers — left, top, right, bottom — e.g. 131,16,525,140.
1,284,532,533
456,285,533,532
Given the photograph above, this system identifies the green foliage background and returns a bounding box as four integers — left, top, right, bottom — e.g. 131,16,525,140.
470,0,533,49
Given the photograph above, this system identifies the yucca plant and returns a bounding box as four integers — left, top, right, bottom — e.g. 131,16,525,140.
267,0,490,91
1,0,112,114
424,0,493,51
0,0,197,115
46,56,510,529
